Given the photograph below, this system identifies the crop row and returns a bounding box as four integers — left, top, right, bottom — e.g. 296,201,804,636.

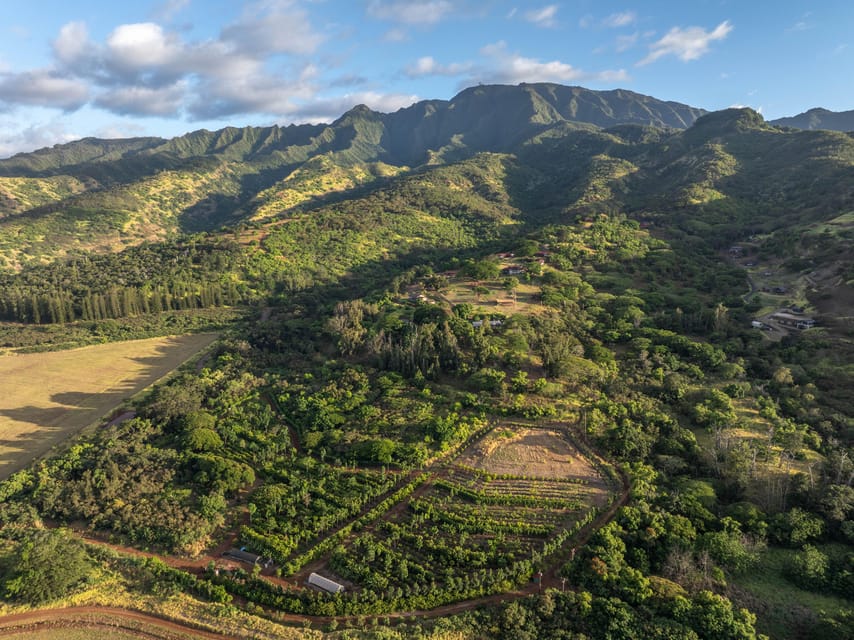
452,462,592,484
433,478,581,508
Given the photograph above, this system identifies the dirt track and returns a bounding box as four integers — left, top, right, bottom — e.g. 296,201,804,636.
0,607,233,639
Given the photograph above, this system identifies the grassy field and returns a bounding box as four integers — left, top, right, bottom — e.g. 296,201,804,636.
0,333,218,480
729,546,853,640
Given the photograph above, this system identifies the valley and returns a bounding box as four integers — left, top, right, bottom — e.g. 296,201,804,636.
0,83,850,640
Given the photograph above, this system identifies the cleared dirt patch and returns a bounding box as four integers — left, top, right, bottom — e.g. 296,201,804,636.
0,334,218,480
459,427,605,482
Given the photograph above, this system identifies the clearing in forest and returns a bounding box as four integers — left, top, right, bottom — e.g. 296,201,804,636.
0,333,218,480
460,426,606,482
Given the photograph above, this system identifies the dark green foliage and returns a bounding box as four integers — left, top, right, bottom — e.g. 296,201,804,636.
1,529,93,604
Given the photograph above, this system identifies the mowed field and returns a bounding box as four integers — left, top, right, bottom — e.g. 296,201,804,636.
0,334,218,480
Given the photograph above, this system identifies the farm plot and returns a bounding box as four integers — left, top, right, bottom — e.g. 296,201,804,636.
0,333,218,480
239,463,400,564
325,424,615,609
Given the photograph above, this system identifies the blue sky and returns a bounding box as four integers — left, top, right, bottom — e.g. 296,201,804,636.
0,0,851,157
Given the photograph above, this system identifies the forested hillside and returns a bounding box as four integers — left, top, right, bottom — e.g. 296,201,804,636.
0,83,851,639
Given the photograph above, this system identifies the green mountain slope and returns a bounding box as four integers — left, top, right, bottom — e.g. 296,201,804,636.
771,107,854,132
0,83,706,267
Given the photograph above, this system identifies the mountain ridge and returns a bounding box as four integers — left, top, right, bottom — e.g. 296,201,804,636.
770,106,854,132
0,83,706,173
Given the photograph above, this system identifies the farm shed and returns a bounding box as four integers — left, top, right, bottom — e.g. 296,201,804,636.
223,548,271,568
307,572,345,594
771,312,816,329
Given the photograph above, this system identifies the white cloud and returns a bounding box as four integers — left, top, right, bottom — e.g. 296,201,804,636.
1,2,333,121
475,41,628,85
221,1,324,55
106,23,181,69
786,12,813,33
0,120,80,158
0,70,89,111
524,5,559,28
290,91,420,122
367,0,453,26
150,0,191,22
602,11,637,28
638,20,732,65
405,56,472,78
53,22,92,65
729,103,762,114
95,82,187,116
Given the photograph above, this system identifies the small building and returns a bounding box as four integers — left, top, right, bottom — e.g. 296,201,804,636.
307,572,345,594
223,548,272,568
751,320,764,329
771,312,816,329
502,265,525,276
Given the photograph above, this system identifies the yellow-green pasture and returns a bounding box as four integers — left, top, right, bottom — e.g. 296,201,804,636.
0,333,218,480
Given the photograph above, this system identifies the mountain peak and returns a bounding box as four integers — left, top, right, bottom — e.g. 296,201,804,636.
771,107,854,132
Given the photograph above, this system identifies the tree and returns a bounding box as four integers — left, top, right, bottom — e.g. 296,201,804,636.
2,529,94,604
462,259,500,282
770,508,824,547
784,544,828,590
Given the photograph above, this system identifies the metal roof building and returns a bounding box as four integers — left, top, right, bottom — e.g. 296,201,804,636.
307,572,345,594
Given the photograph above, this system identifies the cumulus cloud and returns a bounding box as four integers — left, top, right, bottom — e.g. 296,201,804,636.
366,0,453,26
0,70,89,111
405,56,472,78
106,23,182,69
186,60,318,120
221,1,324,55
523,5,559,28
53,21,93,65
95,82,187,116
639,21,732,65
475,41,628,85
0,1,335,121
